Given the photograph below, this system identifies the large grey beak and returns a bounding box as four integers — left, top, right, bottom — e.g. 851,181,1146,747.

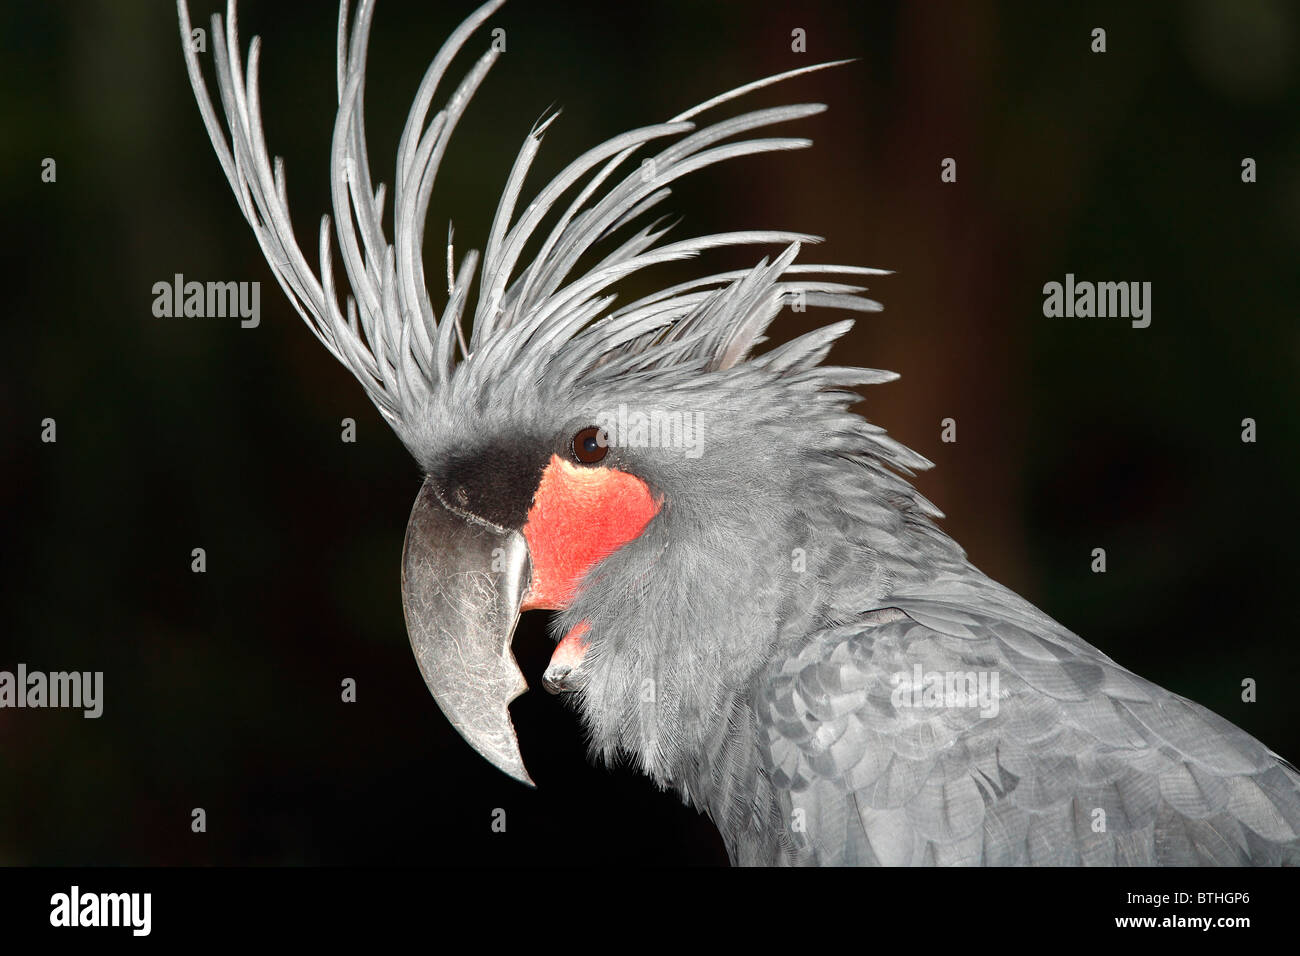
401,478,535,787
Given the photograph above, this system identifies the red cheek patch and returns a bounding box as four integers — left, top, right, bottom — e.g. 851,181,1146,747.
521,455,661,611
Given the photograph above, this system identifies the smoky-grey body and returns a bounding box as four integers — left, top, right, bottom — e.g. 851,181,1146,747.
741,577,1300,866
564,370,1300,866
178,0,1300,865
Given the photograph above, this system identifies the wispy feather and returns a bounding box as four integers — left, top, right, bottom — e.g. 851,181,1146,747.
177,0,889,444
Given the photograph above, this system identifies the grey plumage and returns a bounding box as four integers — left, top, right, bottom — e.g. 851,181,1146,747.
179,0,1300,865
752,581,1300,865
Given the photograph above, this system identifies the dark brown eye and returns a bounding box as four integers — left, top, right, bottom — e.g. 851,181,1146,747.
572,425,609,464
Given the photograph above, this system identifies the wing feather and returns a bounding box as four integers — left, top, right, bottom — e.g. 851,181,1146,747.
754,574,1300,865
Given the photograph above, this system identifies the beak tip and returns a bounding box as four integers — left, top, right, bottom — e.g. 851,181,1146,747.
512,768,538,789
490,743,536,788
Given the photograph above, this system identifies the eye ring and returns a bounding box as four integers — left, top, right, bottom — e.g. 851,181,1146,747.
571,425,609,464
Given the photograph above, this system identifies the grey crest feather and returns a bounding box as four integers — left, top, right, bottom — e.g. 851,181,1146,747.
176,0,890,459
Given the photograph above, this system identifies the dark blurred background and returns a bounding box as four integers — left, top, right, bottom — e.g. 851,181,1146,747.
2,0,1297,865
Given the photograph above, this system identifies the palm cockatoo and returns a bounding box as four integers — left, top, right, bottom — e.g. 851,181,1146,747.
177,0,1300,865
